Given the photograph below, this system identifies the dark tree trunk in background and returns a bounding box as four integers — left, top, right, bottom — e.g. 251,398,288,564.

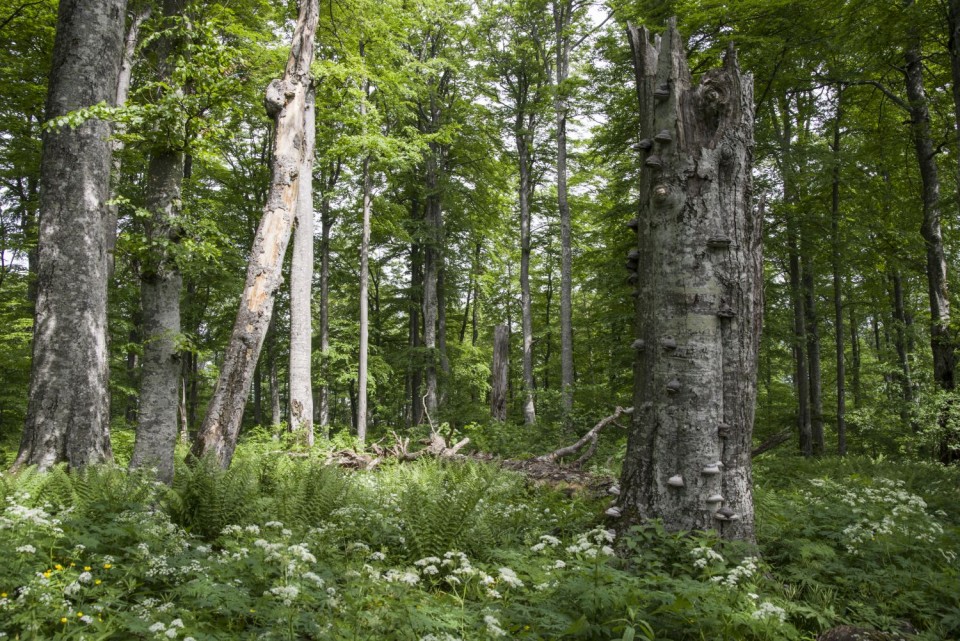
802,255,824,455
552,0,575,421
423,149,442,422
192,0,318,467
518,119,537,425
14,0,128,471
892,272,914,426
850,307,862,409
317,163,339,435
620,21,759,540
409,240,424,426
491,324,509,421
830,96,847,455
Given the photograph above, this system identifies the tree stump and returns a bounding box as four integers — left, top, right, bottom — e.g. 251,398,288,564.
490,324,509,422
618,19,761,541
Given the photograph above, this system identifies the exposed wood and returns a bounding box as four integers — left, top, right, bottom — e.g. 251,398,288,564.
192,0,319,468
534,406,633,465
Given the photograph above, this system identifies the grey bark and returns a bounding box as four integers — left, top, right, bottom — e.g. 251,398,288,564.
518,119,537,425
130,0,187,484
192,0,318,467
802,256,824,455
357,81,372,443
14,0,128,471
289,86,315,444
903,10,955,391
423,148,442,420
892,272,914,425
129,150,184,483
317,162,340,436
850,306,862,409
106,7,150,279
552,0,575,420
491,324,509,421
830,97,847,456
620,22,759,540
409,240,424,426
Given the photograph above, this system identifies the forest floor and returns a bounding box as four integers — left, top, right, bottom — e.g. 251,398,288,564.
0,430,958,641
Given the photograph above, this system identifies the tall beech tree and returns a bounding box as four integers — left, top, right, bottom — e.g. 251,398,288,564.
618,21,759,540
192,0,319,467
13,0,128,470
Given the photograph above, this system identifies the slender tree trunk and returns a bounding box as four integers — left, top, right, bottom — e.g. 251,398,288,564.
491,324,509,421
106,6,150,279
947,0,960,204
423,150,442,422
357,82,372,442
621,22,758,540
318,189,334,435
14,0,127,471
192,0,318,467
553,0,575,420
850,306,862,410
802,256,824,455
544,267,553,389
409,240,424,426
830,96,847,455
125,312,141,424
289,86,315,444
254,361,263,425
892,272,914,424
517,125,537,425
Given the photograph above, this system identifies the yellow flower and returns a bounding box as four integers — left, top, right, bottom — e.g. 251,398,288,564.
77,612,83,617
83,566,91,572
54,564,63,571
94,580,101,585
60,617,68,623
103,563,112,569
43,571,51,578
1,592,7,598
69,562,75,567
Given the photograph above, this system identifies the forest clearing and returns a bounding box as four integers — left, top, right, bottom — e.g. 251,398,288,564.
1,0,959,639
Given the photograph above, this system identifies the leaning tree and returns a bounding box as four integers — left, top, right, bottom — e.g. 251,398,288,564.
616,19,761,541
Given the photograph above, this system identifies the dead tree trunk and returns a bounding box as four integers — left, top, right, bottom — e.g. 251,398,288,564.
14,0,128,471
619,21,759,541
289,86,315,444
491,324,509,421
192,0,318,468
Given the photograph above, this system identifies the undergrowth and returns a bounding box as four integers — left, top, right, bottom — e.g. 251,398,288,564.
0,444,957,640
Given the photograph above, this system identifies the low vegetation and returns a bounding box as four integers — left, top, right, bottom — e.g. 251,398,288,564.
1,433,957,640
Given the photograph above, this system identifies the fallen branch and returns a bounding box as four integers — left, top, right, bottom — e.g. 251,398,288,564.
751,427,792,458
533,407,633,465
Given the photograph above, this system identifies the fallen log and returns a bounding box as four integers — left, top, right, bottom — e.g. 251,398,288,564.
751,427,793,458
532,406,633,466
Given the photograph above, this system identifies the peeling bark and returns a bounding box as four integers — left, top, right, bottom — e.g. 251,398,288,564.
192,0,319,468
289,86,315,443
620,21,759,541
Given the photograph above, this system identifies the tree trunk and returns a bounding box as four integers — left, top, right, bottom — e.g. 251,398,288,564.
409,240,424,426
106,7,150,279
620,22,758,540
130,149,184,483
850,306,862,410
491,324,509,421
947,0,960,209
802,256,824,455
553,0,575,421
318,182,336,435
130,0,187,484
14,0,127,471
903,10,955,392
423,149,442,422
289,86,315,444
892,272,914,423
830,95,847,455
357,84,372,442
518,122,537,425
192,0,318,467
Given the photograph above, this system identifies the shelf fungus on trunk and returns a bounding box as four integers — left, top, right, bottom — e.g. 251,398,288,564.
618,19,760,542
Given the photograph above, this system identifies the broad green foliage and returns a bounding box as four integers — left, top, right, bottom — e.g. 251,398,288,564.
1,449,958,639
